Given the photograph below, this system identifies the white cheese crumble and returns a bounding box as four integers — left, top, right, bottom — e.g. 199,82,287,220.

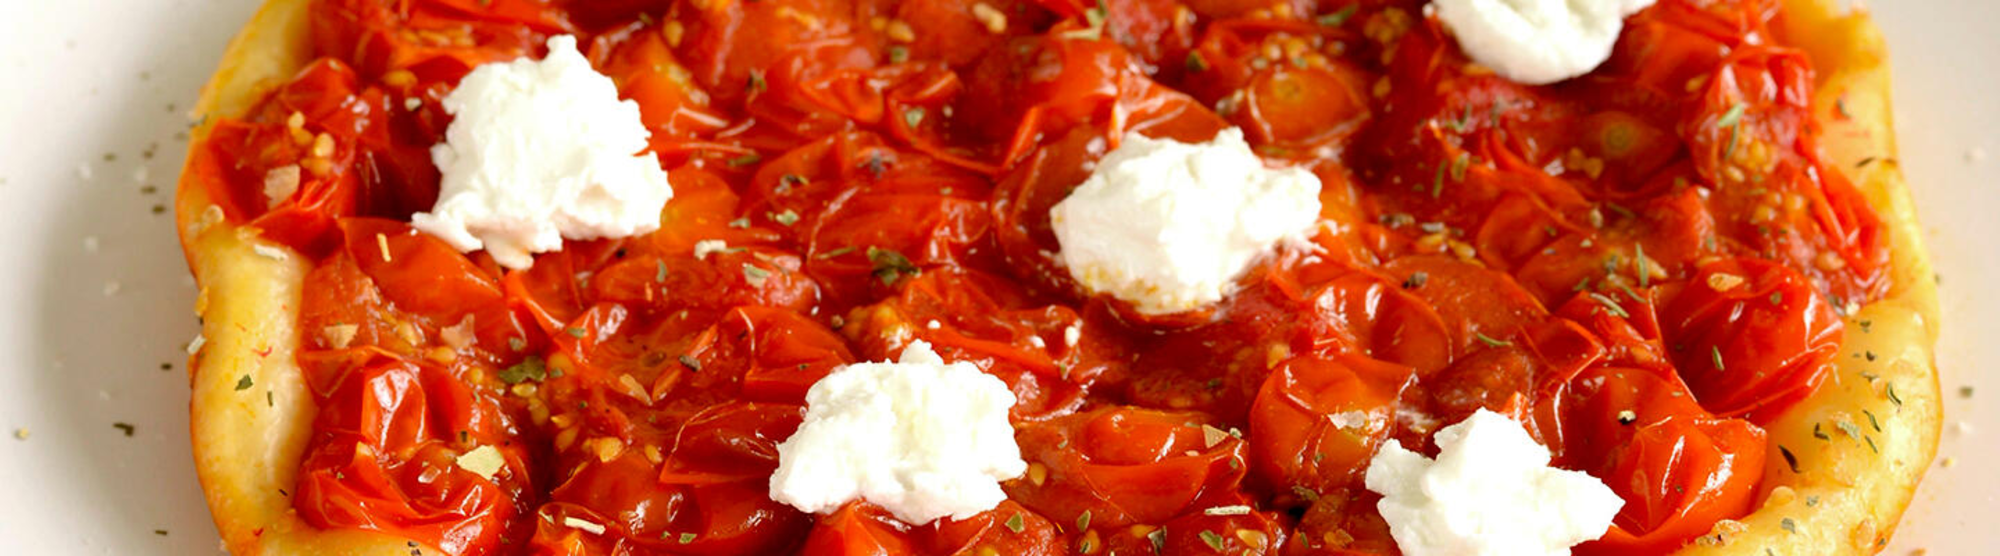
413,35,672,270
1049,129,1321,315
1433,0,1657,85
769,340,1026,525
1365,409,1623,556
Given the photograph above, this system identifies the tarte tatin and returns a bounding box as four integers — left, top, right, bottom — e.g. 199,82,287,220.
175,0,1941,554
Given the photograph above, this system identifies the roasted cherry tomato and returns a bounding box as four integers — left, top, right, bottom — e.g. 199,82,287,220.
1248,352,1413,496
1663,258,1844,418
1549,366,1768,555
1008,407,1250,530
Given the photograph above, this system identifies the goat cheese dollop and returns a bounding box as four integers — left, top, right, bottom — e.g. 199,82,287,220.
1365,409,1625,556
1049,129,1321,315
1433,0,1658,85
414,35,672,269
769,341,1026,525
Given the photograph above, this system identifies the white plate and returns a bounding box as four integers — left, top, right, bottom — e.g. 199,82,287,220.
0,1,1989,553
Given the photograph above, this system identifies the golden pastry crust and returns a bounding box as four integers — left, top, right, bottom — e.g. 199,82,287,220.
1671,0,1942,553
172,0,1940,554
176,0,443,554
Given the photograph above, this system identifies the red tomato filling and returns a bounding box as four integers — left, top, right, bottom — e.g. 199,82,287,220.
192,0,1886,554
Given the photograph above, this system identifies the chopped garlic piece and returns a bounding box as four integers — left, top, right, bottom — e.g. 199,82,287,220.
321,324,359,349
455,445,505,479
440,316,476,350
693,239,730,260
262,165,301,208
251,244,289,261
562,516,607,535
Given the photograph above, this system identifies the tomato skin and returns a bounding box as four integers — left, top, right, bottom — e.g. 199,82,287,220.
1550,366,1768,554
594,21,730,143
1600,0,1889,304
1182,18,1376,152
1380,256,1547,354
1120,260,1354,420
1098,0,1201,69
801,503,922,556
921,500,1065,555
504,305,856,554
1248,353,1413,496
1160,509,1289,554
525,399,816,555
988,126,1106,300
798,499,1065,556
1297,268,1454,376
197,59,391,255
311,0,567,89
290,218,542,554
1601,0,1770,107
959,34,1227,167
534,478,812,556
1663,258,1843,419
1423,346,1537,424
1008,407,1250,529
564,305,854,412
674,0,873,111
334,217,536,364
297,219,534,382
1552,287,1674,373
896,1,1053,67
294,355,535,555
1284,487,1399,555
842,268,1116,421
1583,416,1767,554
340,219,509,328
804,183,996,309
1238,60,1372,148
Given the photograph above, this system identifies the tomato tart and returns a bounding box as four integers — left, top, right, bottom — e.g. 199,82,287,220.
174,0,1942,554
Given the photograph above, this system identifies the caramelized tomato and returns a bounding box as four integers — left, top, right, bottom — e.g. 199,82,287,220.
194,0,1885,553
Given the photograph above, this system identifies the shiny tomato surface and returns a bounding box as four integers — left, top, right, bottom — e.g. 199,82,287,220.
193,0,1886,554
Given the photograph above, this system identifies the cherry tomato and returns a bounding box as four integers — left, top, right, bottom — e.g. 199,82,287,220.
1550,366,1768,555
1248,352,1413,495
295,355,533,555
1009,407,1249,529
1663,258,1843,418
